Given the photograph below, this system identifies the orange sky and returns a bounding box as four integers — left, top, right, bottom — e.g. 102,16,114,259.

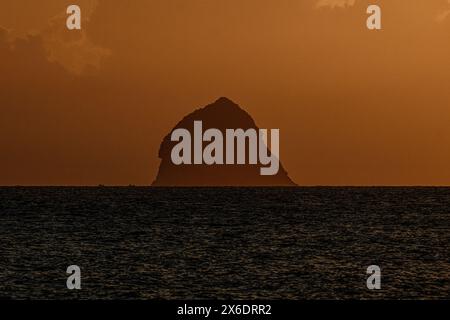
1,0,450,186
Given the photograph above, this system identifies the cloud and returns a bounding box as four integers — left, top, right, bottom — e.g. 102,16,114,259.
436,0,450,22
40,9,111,75
2,0,110,75
315,0,357,8
436,10,450,22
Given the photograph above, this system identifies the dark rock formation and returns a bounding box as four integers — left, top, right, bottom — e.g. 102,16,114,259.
152,97,296,186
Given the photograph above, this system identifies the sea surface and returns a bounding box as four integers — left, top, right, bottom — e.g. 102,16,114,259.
0,187,449,299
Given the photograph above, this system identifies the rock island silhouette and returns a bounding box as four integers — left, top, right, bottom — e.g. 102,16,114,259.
152,97,296,186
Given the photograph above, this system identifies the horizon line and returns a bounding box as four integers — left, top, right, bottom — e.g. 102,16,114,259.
1,185,450,188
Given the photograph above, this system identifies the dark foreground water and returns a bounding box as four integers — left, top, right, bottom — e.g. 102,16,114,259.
0,187,449,299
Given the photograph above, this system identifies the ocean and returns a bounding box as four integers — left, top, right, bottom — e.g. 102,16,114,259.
0,187,449,299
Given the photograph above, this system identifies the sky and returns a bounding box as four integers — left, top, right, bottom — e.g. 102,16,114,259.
1,0,450,186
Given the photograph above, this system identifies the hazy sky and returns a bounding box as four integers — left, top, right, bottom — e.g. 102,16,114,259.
1,0,450,185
